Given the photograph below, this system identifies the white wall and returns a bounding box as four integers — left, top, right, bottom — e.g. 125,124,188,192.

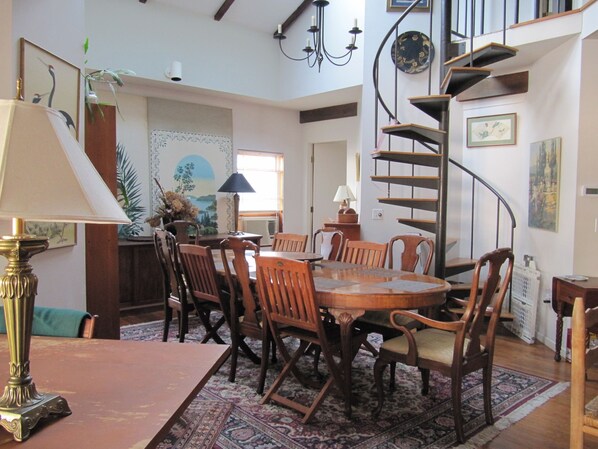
4,0,87,310
107,87,304,236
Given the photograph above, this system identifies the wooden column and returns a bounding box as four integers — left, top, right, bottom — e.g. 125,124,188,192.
84,105,120,339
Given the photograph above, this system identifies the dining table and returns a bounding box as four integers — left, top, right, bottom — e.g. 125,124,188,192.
213,251,451,416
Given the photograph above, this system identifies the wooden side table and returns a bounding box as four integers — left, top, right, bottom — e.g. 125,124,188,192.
322,222,361,259
552,276,598,361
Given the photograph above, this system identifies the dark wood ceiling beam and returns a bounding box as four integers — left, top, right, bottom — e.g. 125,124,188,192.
300,103,358,124
214,0,236,21
274,0,313,35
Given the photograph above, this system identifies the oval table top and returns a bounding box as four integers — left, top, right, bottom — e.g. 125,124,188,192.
312,260,451,310
259,251,323,262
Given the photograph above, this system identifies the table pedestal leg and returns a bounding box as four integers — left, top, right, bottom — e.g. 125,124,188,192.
329,309,364,418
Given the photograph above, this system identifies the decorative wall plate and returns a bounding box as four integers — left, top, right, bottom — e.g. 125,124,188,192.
390,30,434,74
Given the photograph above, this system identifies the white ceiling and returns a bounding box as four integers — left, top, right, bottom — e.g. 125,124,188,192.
150,0,302,34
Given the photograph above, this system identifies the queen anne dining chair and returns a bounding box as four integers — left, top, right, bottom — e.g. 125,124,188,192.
373,247,514,444
255,255,367,423
340,240,388,268
271,232,308,252
312,228,344,261
570,298,598,448
220,237,273,394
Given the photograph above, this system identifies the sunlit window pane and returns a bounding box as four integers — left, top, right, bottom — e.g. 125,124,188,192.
237,150,283,212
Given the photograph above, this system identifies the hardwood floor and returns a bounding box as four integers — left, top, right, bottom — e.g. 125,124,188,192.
120,310,598,448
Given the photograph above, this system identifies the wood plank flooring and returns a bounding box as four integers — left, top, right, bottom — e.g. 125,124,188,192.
120,311,598,448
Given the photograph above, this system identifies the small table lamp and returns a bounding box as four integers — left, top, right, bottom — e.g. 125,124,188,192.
217,173,255,234
333,185,356,211
0,98,130,441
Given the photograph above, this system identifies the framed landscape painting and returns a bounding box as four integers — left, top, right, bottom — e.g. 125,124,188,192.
20,38,80,249
467,113,516,147
387,0,430,12
528,137,561,232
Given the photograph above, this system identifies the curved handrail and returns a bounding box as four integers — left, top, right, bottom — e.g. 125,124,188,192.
372,0,423,122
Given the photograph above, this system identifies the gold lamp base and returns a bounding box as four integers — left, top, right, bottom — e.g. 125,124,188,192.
0,224,71,441
0,393,71,442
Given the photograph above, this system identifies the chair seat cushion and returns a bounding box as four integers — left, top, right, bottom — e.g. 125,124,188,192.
0,306,89,338
381,328,470,366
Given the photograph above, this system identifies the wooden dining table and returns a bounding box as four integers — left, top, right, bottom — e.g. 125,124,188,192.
213,251,451,416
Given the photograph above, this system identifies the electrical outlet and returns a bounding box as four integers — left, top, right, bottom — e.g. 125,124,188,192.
372,209,383,220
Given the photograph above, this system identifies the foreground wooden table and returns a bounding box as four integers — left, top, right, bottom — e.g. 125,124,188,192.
0,337,229,448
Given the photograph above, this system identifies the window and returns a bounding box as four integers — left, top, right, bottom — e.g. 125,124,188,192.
237,150,284,212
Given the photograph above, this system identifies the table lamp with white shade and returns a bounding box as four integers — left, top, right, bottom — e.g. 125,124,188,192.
333,185,356,211
0,97,130,441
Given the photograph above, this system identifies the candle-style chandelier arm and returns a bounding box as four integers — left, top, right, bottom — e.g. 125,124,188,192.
274,0,362,72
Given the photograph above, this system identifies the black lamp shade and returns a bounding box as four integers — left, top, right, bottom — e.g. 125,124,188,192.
217,173,255,193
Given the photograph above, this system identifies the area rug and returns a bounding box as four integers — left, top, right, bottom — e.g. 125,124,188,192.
122,318,567,449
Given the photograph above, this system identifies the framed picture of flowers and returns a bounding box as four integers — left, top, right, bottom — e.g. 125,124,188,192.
149,130,233,235
466,113,517,148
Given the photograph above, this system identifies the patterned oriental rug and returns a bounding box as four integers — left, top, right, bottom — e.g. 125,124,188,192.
122,318,567,449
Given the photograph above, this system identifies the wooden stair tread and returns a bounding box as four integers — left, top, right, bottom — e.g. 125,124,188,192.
441,67,492,96
445,43,518,69
372,150,441,168
445,257,478,277
381,123,446,145
397,218,437,234
408,95,452,121
379,197,438,212
371,175,439,190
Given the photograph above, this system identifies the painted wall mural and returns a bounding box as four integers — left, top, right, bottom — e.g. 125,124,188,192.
149,130,233,234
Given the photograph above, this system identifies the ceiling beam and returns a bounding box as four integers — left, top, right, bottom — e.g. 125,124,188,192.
274,0,313,35
214,0,236,21
300,103,358,124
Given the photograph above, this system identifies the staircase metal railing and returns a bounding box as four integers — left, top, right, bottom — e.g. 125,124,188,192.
372,0,517,278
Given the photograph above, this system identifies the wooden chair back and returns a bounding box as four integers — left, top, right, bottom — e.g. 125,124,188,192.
178,244,222,307
153,229,186,305
340,240,388,268
388,234,434,273
220,238,261,330
164,220,201,244
312,228,344,261
271,233,308,252
256,256,321,334
570,298,598,448
460,248,514,360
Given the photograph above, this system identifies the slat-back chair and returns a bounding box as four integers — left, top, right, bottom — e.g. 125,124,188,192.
164,220,201,244
340,240,388,268
570,298,598,448
154,229,194,342
373,247,514,444
255,255,367,423
312,228,344,261
271,233,308,252
177,244,227,345
220,237,273,394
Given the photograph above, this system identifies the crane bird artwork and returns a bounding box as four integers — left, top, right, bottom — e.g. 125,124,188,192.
32,60,77,133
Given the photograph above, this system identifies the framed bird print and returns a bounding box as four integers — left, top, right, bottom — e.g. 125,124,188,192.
19,38,81,140
20,38,80,249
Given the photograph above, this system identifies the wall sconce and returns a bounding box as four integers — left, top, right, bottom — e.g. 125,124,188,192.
165,61,182,82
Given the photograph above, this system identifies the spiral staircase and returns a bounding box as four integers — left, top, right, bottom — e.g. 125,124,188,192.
371,1,519,299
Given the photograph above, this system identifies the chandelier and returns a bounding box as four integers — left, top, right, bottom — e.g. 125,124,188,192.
274,0,362,72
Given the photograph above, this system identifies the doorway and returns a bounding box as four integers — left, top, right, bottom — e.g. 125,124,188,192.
311,141,347,242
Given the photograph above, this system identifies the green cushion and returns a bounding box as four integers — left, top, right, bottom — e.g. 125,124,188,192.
0,306,90,338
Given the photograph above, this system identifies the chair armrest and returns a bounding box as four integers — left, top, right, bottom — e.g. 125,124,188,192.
390,310,464,332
